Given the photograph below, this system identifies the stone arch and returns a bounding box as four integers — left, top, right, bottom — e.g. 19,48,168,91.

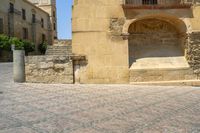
128,16,189,69
122,14,189,35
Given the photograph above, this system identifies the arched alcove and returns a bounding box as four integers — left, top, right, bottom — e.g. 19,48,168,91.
128,18,188,69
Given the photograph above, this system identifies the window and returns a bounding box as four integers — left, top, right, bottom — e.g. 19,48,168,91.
9,3,14,13
53,11,56,17
22,28,28,40
0,18,3,34
32,14,36,23
22,9,26,20
53,22,56,30
41,18,44,28
142,0,157,5
42,34,46,42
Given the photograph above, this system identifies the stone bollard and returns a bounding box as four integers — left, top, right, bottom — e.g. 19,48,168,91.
13,50,25,83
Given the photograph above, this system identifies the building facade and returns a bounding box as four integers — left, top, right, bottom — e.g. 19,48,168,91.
72,0,200,84
0,0,57,50
27,0,58,40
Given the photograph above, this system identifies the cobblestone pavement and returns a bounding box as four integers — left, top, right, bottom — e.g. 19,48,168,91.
1,63,200,133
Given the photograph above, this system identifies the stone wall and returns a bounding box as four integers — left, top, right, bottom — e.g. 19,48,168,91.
25,56,74,84
187,32,200,76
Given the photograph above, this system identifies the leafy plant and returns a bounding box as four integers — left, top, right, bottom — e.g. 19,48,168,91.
22,40,35,55
38,42,47,55
0,34,35,55
9,37,24,50
0,34,10,51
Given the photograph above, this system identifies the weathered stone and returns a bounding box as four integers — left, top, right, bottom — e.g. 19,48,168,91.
25,55,74,84
46,56,54,61
186,32,200,75
39,62,54,69
109,17,125,36
54,64,65,69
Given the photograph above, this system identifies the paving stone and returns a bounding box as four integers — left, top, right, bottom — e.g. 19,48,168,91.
69,128,102,133
1,63,200,133
0,127,38,133
33,116,79,133
13,110,54,123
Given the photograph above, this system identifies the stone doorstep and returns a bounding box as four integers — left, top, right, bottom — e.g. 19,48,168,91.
130,80,200,86
130,67,190,71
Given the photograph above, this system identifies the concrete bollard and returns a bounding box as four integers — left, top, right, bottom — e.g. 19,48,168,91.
13,50,25,83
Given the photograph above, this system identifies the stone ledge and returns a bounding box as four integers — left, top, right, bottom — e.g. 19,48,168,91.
130,80,200,86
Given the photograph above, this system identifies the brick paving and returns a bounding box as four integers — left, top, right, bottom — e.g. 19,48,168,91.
0,63,200,133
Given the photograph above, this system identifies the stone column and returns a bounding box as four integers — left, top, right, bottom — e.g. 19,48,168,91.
13,50,25,83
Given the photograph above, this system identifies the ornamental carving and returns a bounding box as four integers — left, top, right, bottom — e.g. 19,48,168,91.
128,19,177,34
109,18,125,36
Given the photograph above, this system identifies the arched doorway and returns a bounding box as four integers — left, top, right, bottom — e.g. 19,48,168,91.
128,18,188,69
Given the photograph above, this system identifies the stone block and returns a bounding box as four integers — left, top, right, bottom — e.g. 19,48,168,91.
54,64,65,69
25,55,74,84
39,62,54,69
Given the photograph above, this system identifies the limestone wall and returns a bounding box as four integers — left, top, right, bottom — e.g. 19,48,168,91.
72,0,200,84
187,32,200,76
25,56,73,84
72,0,129,83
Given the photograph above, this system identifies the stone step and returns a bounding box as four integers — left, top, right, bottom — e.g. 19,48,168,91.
46,52,70,54
46,50,72,52
47,47,71,49
130,80,200,86
45,52,71,54
54,40,71,46
130,67,197,82
46,50,69,52
45,45,72,55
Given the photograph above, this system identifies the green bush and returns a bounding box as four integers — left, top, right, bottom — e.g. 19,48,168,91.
0,34,10,51
22,40,35,55
9,37,24,50
0,34,35,55
38,42,47,55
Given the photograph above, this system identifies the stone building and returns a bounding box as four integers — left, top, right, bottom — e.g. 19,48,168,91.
0,0,57,48
72,0,200,84
27,0,58,40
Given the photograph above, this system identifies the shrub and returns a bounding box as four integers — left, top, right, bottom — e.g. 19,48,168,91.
22,40,35,55
0,35,35,55
9,37,24,50
38,42,47,55
0,34,10,51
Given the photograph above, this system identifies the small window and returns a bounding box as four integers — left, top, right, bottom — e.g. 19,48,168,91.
22,9,26,20
53,11,56,17
22,28,28,40
53,22,56,30
32,14,36,23
142,0,157,5
9,3,14,13
41,18,44,28
0,18,3,34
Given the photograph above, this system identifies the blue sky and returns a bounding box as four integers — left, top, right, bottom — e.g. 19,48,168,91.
56,0,72,39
